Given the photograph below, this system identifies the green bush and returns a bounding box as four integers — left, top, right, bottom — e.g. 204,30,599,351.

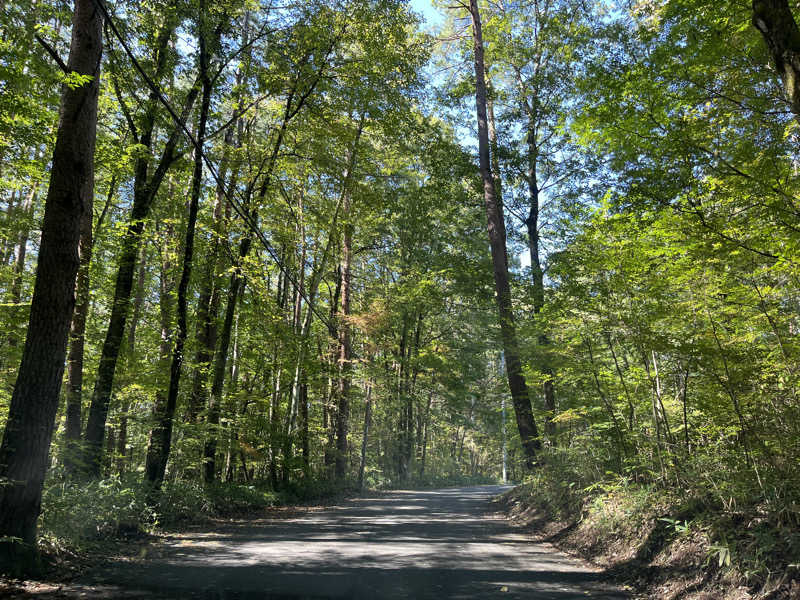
205,482,278,514
156,479,214,524
39,476,154,544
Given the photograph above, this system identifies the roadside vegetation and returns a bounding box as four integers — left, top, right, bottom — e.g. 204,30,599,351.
2,0,800,596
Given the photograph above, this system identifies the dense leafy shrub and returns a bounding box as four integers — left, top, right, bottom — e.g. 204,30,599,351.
39,476,154,543
205,482,278,514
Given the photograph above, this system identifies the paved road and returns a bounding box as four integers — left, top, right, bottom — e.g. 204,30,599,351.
80,485,627,599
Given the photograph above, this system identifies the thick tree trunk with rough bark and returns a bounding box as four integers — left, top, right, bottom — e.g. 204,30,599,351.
469,0,540,466
0,0,101,564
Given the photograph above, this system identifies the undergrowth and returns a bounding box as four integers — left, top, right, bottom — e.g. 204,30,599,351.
36,474,348,553
508,447,800,597
36,470,500,556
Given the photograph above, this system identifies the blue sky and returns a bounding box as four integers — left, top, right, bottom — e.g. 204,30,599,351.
409,0,444,27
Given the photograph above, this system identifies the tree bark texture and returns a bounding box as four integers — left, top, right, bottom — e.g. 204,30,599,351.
0,0,101,558
469,0,541,466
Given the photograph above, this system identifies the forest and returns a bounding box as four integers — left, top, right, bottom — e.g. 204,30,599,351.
1,0,799,594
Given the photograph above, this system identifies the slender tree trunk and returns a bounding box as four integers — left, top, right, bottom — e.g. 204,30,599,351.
584,336,627,465
396,314,409,479
83,22,198,477
358,380,373,490
324,270,341,471
300,381,310,477
204,263,248,483
419,388,433,477
469,0,540,466
116,248,146,476
606,333,636,431
282,198,307,475
1,189,19,269
61,187,92,474
187,133,231,424
203,78,302,482
513,70,557,444
63,175,116,474
146,232,176,488
0,0,101,563
146,22,213,489
334,116,364,480
7,185,38,308
187,10,248,425
501,393,507,483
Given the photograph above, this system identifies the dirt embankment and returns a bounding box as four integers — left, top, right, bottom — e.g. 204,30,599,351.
495,485,800,600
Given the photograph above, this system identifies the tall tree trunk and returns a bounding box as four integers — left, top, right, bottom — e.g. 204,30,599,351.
202,76,304,482
187,9,248,424
419,388,433,477
1,189,19,268
282,197,307,476
396,314,409,479
145,21,213,489
116,248,146,476
7,185,38,308
61,188,92,475
523,109,557,443
186,133,231,423
334,116,364,481
358,380,373,490
509,64,558,445
204,262,247,483
0,0,101,563
63,175,116,474
82,21,198,477
146,230,176,489
324,270,341,471
300,381,310,477
469,0,540,466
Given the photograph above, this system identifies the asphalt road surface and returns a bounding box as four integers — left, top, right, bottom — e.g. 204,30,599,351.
79,485,627,599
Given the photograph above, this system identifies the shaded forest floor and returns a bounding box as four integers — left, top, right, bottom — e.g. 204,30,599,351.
496,483,800,600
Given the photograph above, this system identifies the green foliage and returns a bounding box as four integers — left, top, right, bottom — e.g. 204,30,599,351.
3,2,800,589
39,477,155,544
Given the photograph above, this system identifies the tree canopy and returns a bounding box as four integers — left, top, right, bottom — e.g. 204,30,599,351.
1,0,800,580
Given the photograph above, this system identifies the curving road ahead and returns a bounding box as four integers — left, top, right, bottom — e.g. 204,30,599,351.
80,485,627,599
